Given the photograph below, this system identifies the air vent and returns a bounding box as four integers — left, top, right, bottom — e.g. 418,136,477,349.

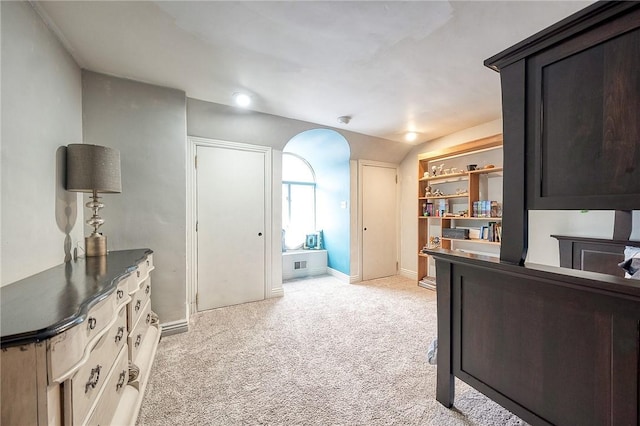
294,261,307,270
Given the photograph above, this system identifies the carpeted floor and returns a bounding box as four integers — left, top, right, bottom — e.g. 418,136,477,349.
137,275,527,425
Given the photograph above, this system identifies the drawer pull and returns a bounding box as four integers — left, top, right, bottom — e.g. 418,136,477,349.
117,289,124,299
137,270,141,278
145,284,150,295
146,313,151,324
135,300,142,312
115,326,125,343
146,259,150,266
116,370,127,390
85,365,102,393
135,334,142,348
87,317,97,330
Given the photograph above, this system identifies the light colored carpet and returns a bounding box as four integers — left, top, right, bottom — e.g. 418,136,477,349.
137,275,527,425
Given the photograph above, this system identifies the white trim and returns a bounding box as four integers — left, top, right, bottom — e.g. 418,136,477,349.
187,136,273,314
349,160,359,284
327,267,350,283
282,266,327,281
160,319,189,336
269,287,284,298
186,138,197,315
357,160,400,281
400,268,418,280
327,267,359,283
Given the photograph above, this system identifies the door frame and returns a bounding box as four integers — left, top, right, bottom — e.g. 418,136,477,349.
187,136,272,315
357,160,400,282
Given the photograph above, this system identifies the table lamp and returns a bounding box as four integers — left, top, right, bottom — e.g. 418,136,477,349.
66,144,122,257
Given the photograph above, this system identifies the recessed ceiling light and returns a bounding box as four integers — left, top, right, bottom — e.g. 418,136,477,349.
405,132,418,142
232,92,251,107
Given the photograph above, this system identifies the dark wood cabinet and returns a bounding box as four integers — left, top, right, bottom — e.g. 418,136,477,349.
528,13,640,209
429,3,640,426
553,234,640,277
486,1,640,264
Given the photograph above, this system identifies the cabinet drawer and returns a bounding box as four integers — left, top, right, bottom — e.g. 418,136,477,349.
120,272,139,301
67,306,127,425
84,346,128,426
134,254,154,283
127,278,151,331
113,274,131,317
128,300,152,365
49,291,117,383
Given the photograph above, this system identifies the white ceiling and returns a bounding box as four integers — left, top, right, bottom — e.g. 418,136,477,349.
34,1,593,144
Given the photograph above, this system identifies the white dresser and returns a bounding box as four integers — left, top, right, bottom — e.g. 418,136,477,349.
1,249,160,425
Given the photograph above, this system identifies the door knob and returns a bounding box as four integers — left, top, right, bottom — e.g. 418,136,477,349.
258,232,263,236
364,228,367,231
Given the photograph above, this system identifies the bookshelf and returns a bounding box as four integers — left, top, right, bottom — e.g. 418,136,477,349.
417,135,503,290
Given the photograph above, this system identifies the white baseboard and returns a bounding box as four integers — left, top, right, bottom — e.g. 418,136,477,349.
160,319,189,337
400,268,418,280
269,287,284,298
282,266,327,281
327,268,360,283
327,267,350,282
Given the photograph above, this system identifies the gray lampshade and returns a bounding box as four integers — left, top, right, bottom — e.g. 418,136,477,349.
66,144,122,193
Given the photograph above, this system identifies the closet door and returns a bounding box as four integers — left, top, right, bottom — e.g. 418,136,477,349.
361,163,398,280
196,144,266,310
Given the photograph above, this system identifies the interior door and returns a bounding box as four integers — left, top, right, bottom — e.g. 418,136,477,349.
362,163,398,280
196,144,265,310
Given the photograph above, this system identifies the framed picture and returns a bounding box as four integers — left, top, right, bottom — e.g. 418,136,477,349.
304,233,318,249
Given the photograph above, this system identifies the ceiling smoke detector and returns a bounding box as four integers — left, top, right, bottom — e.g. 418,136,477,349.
337,116,351,125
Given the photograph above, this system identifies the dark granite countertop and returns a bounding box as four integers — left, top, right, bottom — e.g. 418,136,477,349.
1,249,152,348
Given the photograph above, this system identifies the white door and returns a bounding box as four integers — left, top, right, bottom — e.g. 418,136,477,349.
196,145,266,310
362,164,398,280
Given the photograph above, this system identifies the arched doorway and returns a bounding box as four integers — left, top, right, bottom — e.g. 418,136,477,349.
282,129,351,280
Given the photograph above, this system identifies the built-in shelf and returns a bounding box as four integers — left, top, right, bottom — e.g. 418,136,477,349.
420,172,468,184
423,194,469,200
418,216,503,220
468,166,503,176
417,134,503,290
451,216,502,221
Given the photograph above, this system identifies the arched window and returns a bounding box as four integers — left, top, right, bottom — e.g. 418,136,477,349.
282,153,316,249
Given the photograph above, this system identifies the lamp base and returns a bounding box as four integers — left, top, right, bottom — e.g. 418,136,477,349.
86,233,107,257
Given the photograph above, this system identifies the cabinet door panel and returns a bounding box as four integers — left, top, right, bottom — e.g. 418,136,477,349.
528,15,640,209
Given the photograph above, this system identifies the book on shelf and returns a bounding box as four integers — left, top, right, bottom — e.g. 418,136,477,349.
479,222,501,242
488,221,495,242
472,200,502,218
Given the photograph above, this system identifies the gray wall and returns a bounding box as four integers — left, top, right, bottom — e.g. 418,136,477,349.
187,98,411,287
188,98,412,163
82,71,187,324
1,2,83,285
